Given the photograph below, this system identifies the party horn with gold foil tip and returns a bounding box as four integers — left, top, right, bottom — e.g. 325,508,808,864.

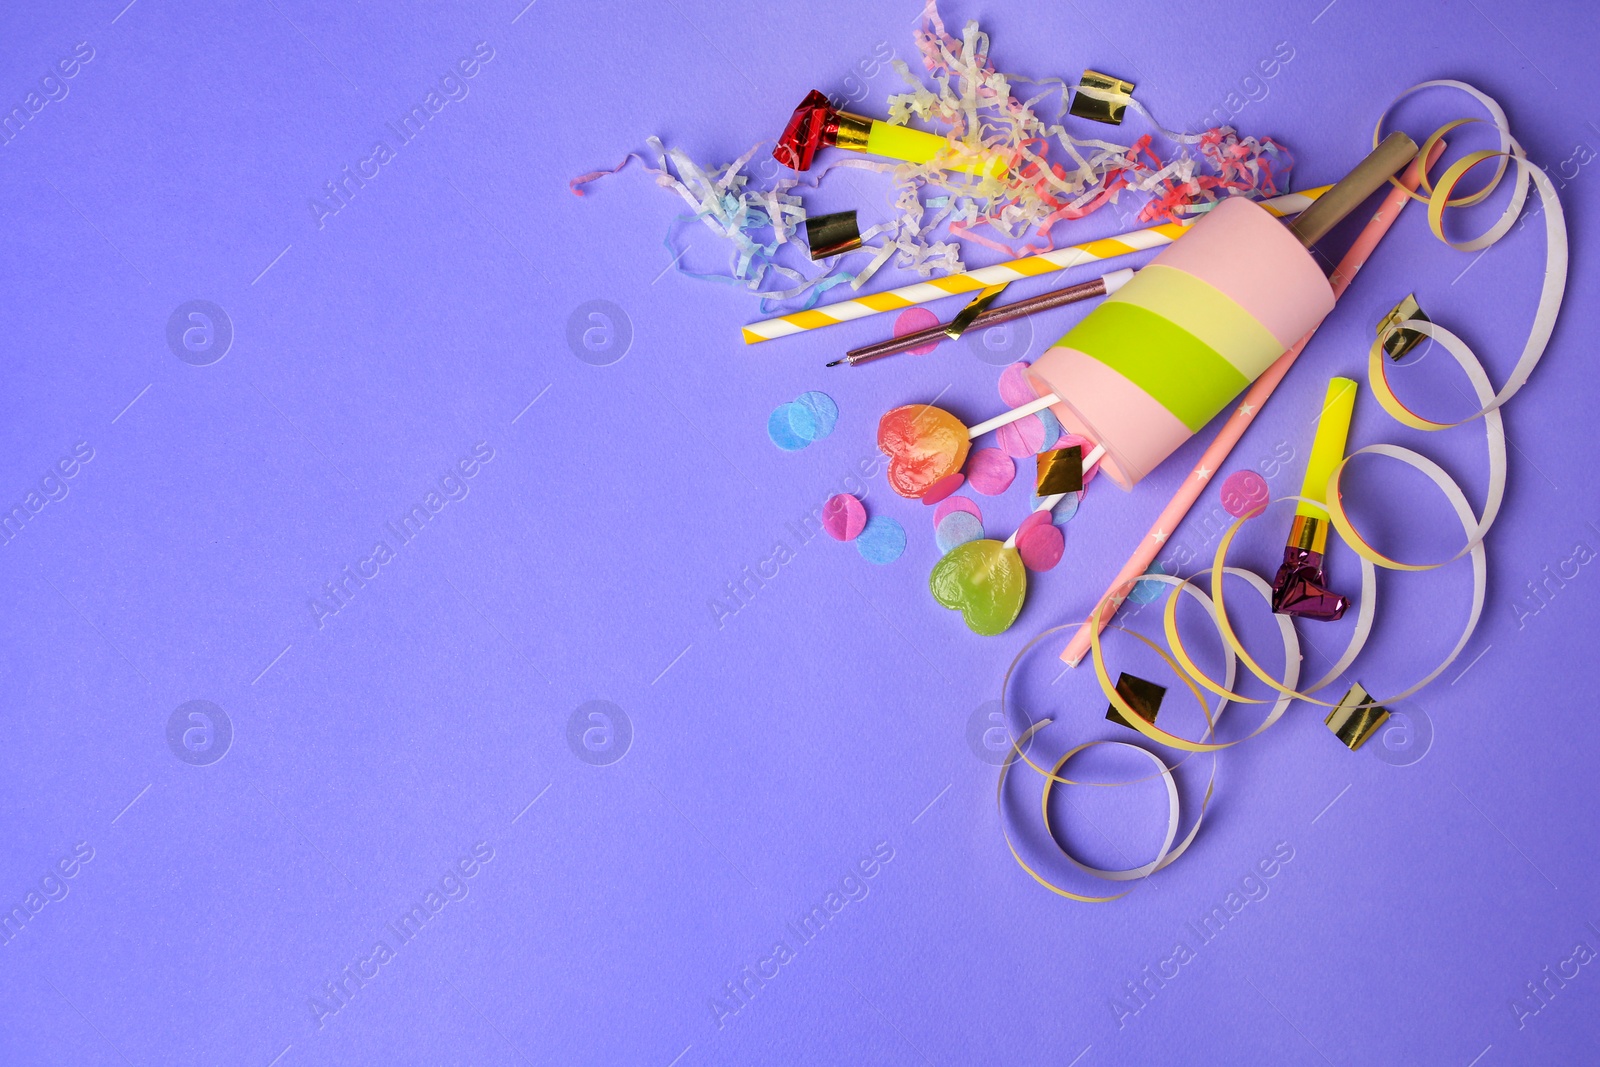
774,89,1007,178
1271,377,1357,620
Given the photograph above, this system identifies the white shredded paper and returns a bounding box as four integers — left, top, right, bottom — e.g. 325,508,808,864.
572,0,1294,310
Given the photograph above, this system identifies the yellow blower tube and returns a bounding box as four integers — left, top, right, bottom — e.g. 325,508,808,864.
863,121,1006,178
832,109,1006,178
1296,377,1358,519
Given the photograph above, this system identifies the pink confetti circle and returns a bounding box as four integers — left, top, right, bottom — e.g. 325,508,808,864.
922,472,965,504
1220,469,1271,517
1016,509,1052,540
1017,522,1065,572
892,308,942,356
997,413,1046,458
998,361,1037,407
933,495,982,527
967,448,1016,496
822,494,867,541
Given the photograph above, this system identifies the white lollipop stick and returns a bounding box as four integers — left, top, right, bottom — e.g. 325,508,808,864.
967,393,1060,438
1004,444,1106,549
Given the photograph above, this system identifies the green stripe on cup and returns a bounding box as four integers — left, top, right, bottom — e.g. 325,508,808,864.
1106,265,1285,380
1060,302,1250,432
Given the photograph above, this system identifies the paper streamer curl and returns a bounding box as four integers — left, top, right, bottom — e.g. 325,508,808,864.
994,80,1567,899
995,619,1225,902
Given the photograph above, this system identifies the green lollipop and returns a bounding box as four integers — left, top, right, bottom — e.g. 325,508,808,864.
930,539,1027,636
929,444,1104,635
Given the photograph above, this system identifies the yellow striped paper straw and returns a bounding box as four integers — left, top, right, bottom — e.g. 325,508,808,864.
741,185,1330,344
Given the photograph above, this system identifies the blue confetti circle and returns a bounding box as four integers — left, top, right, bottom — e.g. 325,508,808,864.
856,516,907,564
934,511,984,555
785,401,819,443
1030,490,1081,524
1127,561,1168,605
1038,408,1061,451
795,391,839,440
768,404,812,451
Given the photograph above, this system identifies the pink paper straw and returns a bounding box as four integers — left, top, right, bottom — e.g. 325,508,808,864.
1059,141,1446,667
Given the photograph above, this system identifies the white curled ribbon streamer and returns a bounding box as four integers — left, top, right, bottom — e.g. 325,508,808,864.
1042,742,1181,882
995,80,1566,897
995,567,1304,898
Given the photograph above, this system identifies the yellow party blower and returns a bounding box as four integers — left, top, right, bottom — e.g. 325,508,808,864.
1272,377,1357,620
774,90,1006,178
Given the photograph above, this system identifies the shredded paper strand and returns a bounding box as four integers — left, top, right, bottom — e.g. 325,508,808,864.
573,1,1293,311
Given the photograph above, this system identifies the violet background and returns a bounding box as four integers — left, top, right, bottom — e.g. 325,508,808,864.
2,0,1598,1064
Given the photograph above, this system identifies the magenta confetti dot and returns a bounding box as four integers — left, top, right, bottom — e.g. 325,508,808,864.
997,413,1046,459
922,472,965,504
1220,469,1271,517
967,448,1016,496
1016,509,1052,540
822,493,867,541
1018,522,1065,572
892,308,942,356
933,495,982,527
998,361,1037,407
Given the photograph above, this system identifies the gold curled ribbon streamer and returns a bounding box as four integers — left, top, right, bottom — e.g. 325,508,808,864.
1038,741,1219,884
1207,489,1480,707
995,80,1567,897
1364,319,1507,541
996,719,1130,903
1373,95,1564,434
1097,571,1300,752
999,621,1231,787
1163,563,1325,706
1168,535,1376,706
996,622,1221,893
995,660,1218,896
1374,80,1512,204
1369,151,1563,430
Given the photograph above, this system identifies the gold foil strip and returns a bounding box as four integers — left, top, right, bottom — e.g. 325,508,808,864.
1069,70,1136,126
805,210,863,259
1378,293,1430,360
1288,514,1327,554
1106,672,1166,730
1036,444,1084,496
1325,683,1390,750
943,283,1009,339
832,111,874,151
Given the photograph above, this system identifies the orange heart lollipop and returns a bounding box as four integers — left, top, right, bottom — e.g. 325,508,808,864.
877,404,970,498
878,393,1065,498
